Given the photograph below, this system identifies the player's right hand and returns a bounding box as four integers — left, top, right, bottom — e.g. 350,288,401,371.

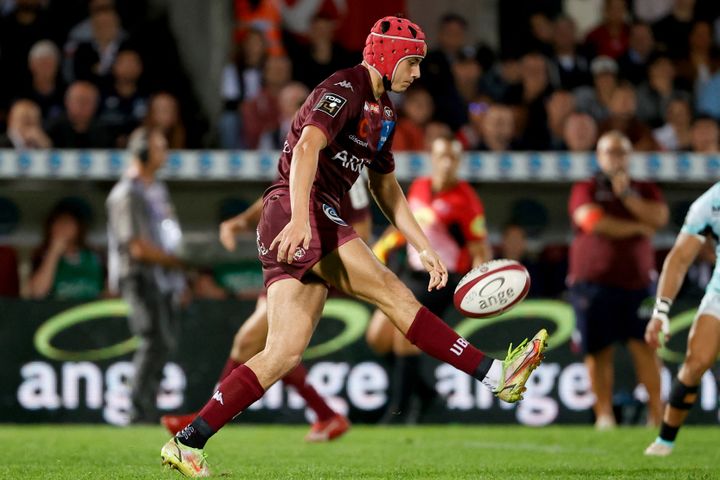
219,216,249,252
270,218,312,264
419,249,448,291
644,315,669,350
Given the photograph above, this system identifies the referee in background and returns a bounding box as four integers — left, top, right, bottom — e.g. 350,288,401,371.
107,128,185,424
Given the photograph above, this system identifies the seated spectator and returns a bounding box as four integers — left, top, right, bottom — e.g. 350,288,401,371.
574,56,618,123
696,70,720,118
234,0,285,57
480,53,521,103
20,40,65,123
99,49,148,147
653,0,696,59
527,12,555,57
257,81,308,150
66,0,118,45
393,86,434,151
0,0,55,95
219,28,267,149
28,200,104,300
0,99,52,149
599,83,659,151
584,0,630,59
690,115,720,152
421,13,471,107
636,53,686,128
617,22,655,85
477,103,518,151
562,112,599,151
46,81,113,148
653,95,693,151
290,14,352,90
68,1,127,84
675,21,720,93
129,91,185,149
546,90,576,149
0,245,20,297
424,121,453,149
549,15,592,90
241,55,292,149
495,223,542,297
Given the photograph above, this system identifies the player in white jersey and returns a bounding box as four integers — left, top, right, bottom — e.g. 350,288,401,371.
644,182,720,456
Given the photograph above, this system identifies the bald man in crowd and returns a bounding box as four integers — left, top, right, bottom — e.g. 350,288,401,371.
46,80,113,148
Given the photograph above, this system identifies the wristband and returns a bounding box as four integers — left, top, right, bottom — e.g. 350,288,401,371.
652,297,672,334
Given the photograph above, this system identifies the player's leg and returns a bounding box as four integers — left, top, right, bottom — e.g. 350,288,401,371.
366,308,396,354
645,313,720,456
626,338,663,426
312,238,546,403
161,279,327,476
584,346,616,429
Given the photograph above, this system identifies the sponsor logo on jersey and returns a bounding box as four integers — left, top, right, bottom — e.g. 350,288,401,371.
331,150,368,173
377,120,395,150
364,101,380,114
384,106,393,118
334,80,354,91
314,93,347,117
348,134,369,148
323,204,349,226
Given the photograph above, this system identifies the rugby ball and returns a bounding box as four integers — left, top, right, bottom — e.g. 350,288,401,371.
453,259,531,318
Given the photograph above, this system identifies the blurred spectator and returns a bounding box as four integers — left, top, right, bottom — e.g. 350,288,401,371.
394,86,434,151
219,28,267,149
257,81,308,150
241,55,292,149
546,90,576,149
584,0,630,59
66,0,118,44
130,92,186,149
290,14,352,90
0,245,19,297
527,12,555,56
496,223,542,297
505,52,553,149
690,114,720,152
0,99,51,149
636,53,684,128
568,131,668,429
549,15,592,90
695,69,720,118
617,23,655,85
234,0,285,57
20,40,65,122
599,83,659,151
279,0,343,39
98,49,148,147
29,200,104,300
574,56,618,123
69,2,127,84
480,54,522,103
653,0,696,59
422,13,472,129
46,80,113,148
439,52,482,131
675,21,720,93
633,0,674,24
562,112,599,151
0,0,55,96
653,95,693,151
477,103,517,151
424,121,453,149
334,0,407,54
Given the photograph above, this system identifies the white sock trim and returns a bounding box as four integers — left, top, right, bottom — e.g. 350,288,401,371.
481,359,503,390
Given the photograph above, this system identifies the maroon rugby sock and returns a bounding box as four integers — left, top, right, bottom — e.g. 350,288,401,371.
405,306,493,379
217,358,241,384
283,364,336,422
198,364,265,432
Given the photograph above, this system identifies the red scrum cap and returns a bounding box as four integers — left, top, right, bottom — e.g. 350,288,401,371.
363,16,427,83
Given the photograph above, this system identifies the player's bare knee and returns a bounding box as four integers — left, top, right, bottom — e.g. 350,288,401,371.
683,353,714,381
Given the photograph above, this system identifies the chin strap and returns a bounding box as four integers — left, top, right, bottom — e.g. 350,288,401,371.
383,76,392,93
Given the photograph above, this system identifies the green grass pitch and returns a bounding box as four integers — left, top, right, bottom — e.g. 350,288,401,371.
1,425,718,479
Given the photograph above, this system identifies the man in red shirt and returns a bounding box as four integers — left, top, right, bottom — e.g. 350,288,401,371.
367,135,492,422
161,17,546,477
568,130,668,430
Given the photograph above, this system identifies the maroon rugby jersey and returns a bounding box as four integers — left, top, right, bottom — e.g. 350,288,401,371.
267,65,396,210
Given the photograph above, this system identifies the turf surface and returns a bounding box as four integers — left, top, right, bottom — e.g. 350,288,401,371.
1,425,718,479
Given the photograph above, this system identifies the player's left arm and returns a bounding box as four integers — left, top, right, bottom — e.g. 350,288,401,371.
270,125,327,263
367,169,447,290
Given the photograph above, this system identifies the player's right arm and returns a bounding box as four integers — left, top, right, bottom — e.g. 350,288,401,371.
219,196,264,251
645,233,704,349
270,125,327,264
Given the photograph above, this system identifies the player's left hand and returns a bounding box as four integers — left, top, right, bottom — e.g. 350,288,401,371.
419,249,448,291
270,218,312,264
644,315,670,349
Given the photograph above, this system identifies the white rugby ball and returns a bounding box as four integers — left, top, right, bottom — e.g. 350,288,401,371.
453,259,531,318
